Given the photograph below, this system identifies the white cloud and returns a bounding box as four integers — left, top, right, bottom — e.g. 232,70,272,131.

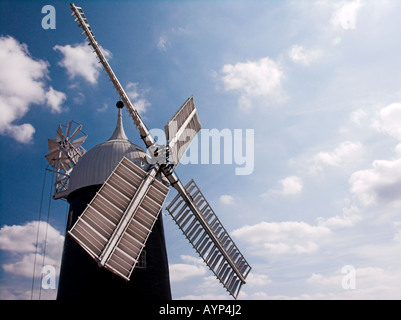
2,253,59,278
0,36,66,143
394,230,401,242
313,141,364,172
54,42,111,85
330,0,365,30
350,103,401,207
288,45,323,65
180,255,203,265
45,86,66,114
395,143,401,156
232,221,330,255
219,195,235,205
0,221,64,299
307,272,341,286
245,273,272,287
169,255,207,282
306,266,401,299
96,103,108,113
279,176,303,196
157,35,170,52
262,176,303,197
169,264,207,282
290,141,365,177
72,92,85,105
349,157,401,206
350,108,368,126
125,82,150,114
4,124,36,144
0,221,63,257
372,103,401,140
221,57,285,110
177,286,229,300
317,205,361,228
156,26,191,53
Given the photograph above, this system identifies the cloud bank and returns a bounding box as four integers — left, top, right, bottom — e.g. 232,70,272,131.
0,36,66,143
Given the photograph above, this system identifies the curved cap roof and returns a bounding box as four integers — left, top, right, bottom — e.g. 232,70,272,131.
68,106,150,196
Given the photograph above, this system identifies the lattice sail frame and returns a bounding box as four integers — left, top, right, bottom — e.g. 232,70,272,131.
167,180,251,298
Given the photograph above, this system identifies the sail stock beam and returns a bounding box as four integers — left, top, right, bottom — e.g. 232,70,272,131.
70,3,155,149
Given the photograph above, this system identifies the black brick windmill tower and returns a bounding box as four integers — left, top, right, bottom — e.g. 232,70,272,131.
45,3,251,300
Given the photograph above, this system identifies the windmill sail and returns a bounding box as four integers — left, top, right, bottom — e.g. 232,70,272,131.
165,96,201,167
68,3,251,299
68,157,169,280
166,179,251,298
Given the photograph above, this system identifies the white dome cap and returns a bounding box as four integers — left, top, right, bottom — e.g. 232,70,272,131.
67,107,149,196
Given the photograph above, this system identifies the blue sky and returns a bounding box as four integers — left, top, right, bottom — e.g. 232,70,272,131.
1,0,401,299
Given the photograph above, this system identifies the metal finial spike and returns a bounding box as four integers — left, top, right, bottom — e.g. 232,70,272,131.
108,103,128,141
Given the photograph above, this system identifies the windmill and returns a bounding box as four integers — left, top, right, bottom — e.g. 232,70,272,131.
45,120,87,199
56,3,251,299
